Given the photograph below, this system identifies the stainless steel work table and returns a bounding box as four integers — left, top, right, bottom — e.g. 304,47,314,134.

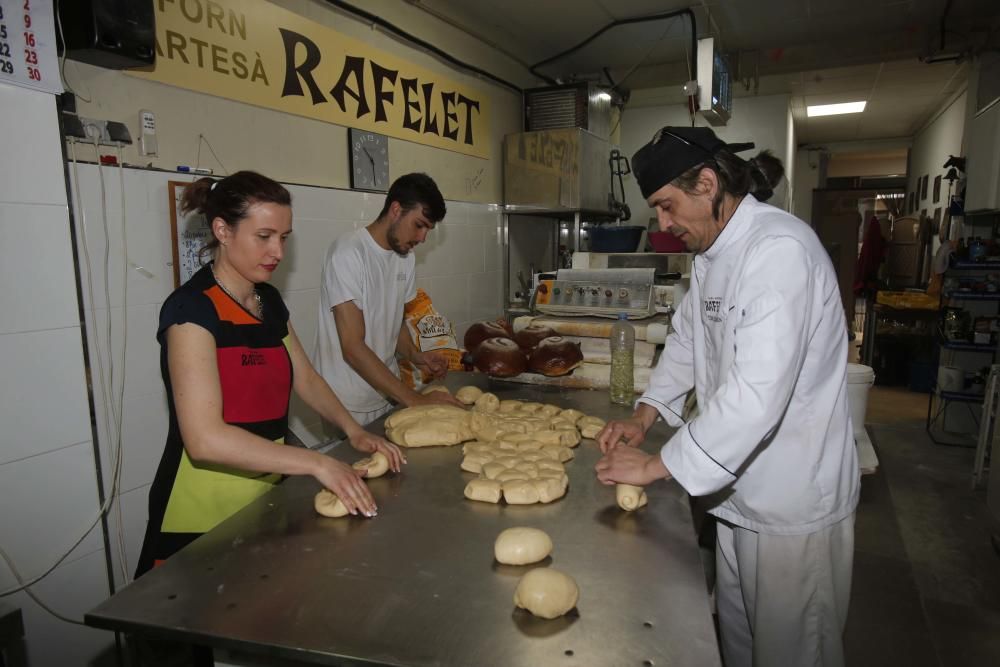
87,373,721,666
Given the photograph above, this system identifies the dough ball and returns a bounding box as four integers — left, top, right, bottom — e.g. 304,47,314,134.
558,409,584,423
494,527,553,565
515,440,545,452
496,470,529,484
496,439,518,451
473,392,500,413
534,476,568,503
538,404,562,417
514,568,579,619
535,429,580,448
462,441,494,456
520,402,544,413
536,459,565,473
314,489,349,517
384,405,474,447
421,384,451,395
503,479,541,504
499,400,523,413
481,461,508,480
461,452,494,474
513,462,540,478
456,385,483,405
520,452,547,463
577,415,606,437
616,483,649,511
495,455,522,469
351,451,390,478
464,479,502,503
541,446,574,463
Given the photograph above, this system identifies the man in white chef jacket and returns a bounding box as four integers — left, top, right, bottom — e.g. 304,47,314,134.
595,126,860,667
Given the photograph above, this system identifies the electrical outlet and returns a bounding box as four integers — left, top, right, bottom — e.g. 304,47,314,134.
78,116,121,146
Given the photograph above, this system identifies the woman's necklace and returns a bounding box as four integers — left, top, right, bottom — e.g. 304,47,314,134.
212,264,263,319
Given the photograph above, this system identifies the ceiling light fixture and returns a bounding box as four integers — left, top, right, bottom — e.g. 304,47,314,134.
806,101,867,117
596,91,612,102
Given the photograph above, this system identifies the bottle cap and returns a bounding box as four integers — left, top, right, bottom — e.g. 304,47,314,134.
618,312,629,320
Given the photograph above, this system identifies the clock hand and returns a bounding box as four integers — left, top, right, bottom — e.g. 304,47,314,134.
362,146,377,185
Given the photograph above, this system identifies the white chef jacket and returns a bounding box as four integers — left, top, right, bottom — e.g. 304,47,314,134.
639,195,860,535
313,228,416,413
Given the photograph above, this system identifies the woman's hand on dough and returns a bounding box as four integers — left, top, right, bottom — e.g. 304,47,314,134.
348,431,406,472
596,417,647,453
594,445,669,486
315,458,377,517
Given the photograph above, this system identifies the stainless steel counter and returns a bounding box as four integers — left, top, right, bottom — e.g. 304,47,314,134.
87,373,720,666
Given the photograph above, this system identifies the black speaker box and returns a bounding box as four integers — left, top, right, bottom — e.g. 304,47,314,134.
56,0,155,70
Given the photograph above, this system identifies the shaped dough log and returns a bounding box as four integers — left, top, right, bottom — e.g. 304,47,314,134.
538,404,562,417
388,419,473,447
473,392,500,413
494,527,553,565
514,568,579,619
499,400,523,413
351,451,390,478
616,484,648,511
503,479,541,504
314,489,349,517
455,385,483,404
464,479,502,503
421,384,451,395
385,404,469,429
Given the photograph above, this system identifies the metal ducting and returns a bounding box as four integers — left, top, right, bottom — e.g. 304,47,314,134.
524,83,612,140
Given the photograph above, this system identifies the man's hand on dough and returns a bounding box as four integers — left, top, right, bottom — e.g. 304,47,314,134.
596,417,647,453
413,389,464,408
348,431,406,472
316,458,377,517
594,446,670,486
413,350,449,379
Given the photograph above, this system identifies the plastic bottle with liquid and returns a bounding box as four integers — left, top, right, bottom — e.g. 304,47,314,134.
610,313,635,405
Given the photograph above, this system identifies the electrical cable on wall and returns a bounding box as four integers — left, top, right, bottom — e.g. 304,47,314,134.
528,9,698,88
53,0,91,103
322,0,526,91
0,140,131,625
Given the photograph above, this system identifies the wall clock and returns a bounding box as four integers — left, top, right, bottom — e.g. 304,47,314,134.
349,128,389,191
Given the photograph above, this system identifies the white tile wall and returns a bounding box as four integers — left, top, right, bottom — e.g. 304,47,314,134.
0,203,81,335
0,85,114,664
0,328,92,465
0,87,67,207
104,484,151,588
6,549,118,666
0,442,105,589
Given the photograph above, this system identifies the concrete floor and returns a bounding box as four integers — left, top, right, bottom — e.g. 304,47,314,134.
846,385,1000,666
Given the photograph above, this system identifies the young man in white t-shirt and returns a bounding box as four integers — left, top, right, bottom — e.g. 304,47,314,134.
313,173,463,426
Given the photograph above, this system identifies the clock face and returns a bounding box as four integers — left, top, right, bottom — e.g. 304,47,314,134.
349,129,389,191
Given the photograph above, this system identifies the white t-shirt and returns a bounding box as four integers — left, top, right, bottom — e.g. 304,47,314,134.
313,227,416,412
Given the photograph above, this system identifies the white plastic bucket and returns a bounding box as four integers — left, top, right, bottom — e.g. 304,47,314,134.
846,363,875,436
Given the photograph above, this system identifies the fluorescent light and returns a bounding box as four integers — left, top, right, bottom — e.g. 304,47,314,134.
807,101,867,117
596,91,612,102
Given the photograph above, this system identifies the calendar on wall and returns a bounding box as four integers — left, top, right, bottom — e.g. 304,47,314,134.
0,0,62,95
168,181,212,288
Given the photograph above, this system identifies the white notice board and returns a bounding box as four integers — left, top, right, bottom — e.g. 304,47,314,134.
0,0,62,94
168,181,211,288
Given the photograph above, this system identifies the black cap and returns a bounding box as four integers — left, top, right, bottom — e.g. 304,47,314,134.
632,126,755,199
